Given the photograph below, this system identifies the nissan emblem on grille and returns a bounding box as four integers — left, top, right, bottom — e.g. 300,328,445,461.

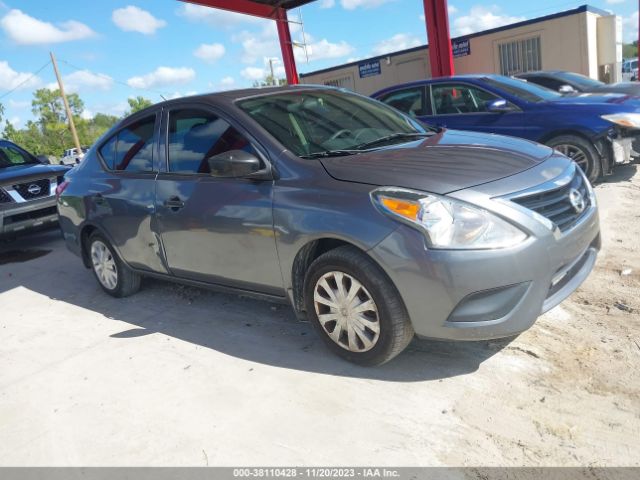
569,188,586,214
27,184,42,196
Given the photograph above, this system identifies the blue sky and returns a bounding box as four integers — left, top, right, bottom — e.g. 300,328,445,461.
0,0,637,127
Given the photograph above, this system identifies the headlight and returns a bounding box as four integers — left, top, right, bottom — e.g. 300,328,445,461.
601,113,640,129
371,187,527,250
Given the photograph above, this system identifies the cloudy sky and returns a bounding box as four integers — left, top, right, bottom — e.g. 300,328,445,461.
0,0,637,127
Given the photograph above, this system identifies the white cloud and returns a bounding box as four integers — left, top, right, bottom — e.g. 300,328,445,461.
0,9,95,45
452,5,525,36
605,0,625,4
8,99,30,109
623,11,639,43
341,0,392,10
319,0,335,8
112,6,166,35
241,66,268,81
372,33,422,56
177,4,262,28
8,116,21,128
62,70,113,93
449,5,459,15
234,22,353,65
194,43,226,63
127,66,195,89
303,37,354,61
209,76,236,92
0,60,41,90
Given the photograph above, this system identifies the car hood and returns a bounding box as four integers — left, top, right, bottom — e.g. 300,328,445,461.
547,92,640,108
319,129,553,195
0,163,70,182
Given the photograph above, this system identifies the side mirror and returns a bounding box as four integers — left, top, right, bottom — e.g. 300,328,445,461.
36,155,51,164
207,150,266,178
559,85,577,94
486,98,514,113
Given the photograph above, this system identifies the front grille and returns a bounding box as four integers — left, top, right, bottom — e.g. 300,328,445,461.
512,170,590,232
4,206,57,225
0,188,12,203
13,178,51,200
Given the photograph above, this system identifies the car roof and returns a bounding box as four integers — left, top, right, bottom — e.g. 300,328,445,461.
371,74,502,96
128,84,340,117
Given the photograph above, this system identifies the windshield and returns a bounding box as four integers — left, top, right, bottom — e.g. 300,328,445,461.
0,142,38,168
237,89,429,157
482,76,562,102
554,71,604,89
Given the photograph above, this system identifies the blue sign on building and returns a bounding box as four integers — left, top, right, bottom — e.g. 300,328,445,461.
358,60,381,78
452,39,471,58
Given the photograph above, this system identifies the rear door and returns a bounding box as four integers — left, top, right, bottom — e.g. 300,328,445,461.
94,111,167,273
154,104,283,295
419,82,527,138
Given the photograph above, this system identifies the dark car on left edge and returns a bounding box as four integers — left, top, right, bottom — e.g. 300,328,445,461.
0,139,70,238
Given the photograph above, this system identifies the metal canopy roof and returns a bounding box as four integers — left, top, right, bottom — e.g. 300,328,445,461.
249,0,318,9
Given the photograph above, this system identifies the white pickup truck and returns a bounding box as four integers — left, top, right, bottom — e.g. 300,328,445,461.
60,147,88,166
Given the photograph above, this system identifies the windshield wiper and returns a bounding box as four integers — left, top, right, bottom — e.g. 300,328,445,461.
351,132,433,151
299,149,362,159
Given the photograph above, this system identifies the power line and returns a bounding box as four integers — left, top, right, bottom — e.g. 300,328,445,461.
58,58,172,100
0,60,51,101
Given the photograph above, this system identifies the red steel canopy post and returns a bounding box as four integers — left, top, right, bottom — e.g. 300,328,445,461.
180,0,299,84
423,0,455,77
276,8,299,85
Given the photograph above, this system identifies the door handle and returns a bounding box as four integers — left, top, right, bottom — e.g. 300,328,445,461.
164,196,185,211
94,193,105,205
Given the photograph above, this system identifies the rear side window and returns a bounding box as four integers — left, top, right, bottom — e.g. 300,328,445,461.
167,108,258,174
99,114,156,172
378,87,426,117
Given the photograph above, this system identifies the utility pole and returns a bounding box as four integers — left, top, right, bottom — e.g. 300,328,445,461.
269,58,276,86
50,51,82,155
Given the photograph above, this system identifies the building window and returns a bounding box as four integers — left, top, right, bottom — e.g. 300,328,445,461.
498,36,541,76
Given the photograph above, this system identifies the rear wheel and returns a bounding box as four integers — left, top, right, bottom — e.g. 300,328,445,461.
546,135,601,183
88,232,141,298
303,246,414,366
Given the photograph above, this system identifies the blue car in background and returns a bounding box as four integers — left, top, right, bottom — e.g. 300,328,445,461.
372,74,640,182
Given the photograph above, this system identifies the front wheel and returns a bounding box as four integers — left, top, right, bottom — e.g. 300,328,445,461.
303,246,414,366
546,135,601,183
88,232,141,298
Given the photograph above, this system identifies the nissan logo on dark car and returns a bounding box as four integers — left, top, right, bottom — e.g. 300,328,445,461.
27,184,42,196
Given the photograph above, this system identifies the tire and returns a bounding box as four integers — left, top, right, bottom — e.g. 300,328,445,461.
88,232,141,298
545,134,601,183
303,246,414,366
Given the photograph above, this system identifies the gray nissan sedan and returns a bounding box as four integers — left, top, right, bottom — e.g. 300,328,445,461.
57,86,600,365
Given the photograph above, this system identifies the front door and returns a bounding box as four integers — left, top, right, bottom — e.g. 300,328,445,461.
420,83,527,138
154,106,283,296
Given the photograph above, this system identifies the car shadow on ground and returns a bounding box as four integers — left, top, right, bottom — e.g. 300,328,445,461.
0,229,515,382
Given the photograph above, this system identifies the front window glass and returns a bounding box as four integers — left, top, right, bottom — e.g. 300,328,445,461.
481,76,561,102
167,108,259,174
0,143,37,167
237,90,428,157
431,84,499,115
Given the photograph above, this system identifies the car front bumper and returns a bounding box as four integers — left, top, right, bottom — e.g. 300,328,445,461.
368,163,600,341
0,196,59,237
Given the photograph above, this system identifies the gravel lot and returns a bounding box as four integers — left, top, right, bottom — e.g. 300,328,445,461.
0,165,638,466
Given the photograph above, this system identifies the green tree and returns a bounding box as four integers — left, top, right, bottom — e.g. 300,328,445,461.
126,96,153,115
0,102,4,127
623,41,638,60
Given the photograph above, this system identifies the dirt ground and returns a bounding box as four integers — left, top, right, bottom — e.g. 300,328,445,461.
0,165,638,466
